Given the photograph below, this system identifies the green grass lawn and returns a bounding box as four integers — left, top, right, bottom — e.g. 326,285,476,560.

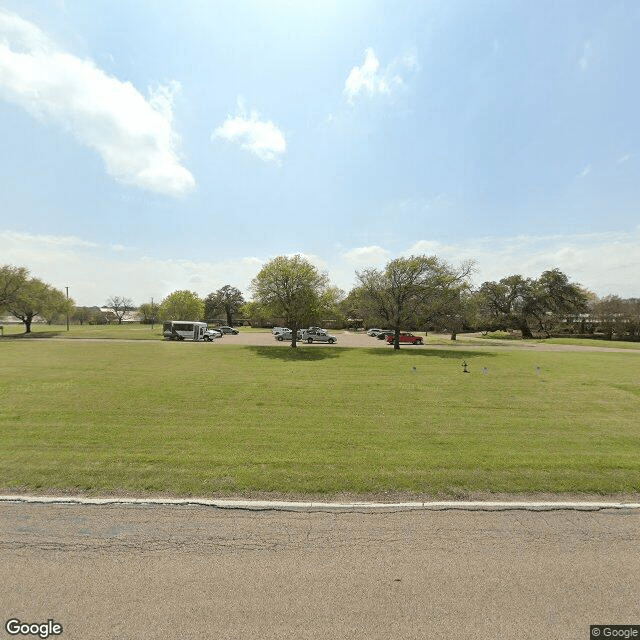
537,337,640,350
1,322,165,340
1,339,639,497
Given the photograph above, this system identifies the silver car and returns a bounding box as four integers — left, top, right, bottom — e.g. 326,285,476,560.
304,330,337,344
275,329,302,341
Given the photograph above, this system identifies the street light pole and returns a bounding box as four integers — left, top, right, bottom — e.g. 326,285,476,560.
65,286,70,331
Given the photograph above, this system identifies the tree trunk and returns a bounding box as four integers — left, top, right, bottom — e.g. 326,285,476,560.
450,330,457,341
519,319,533,339
393,327,401,350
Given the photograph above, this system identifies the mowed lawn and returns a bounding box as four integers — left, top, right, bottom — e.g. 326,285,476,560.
1,339,639,497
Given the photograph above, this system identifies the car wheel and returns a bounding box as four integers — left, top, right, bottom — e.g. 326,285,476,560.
277,336,284,341
328,338,335,344
204,336,210,342
417,339,423,345
307,338,313,344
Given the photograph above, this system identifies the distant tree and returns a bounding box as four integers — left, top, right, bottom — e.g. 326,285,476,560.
437,284,477,341
72,306,93,325
319,285,347,327
590,295,640,340
105,296,135,324
0,265,29,312
159,290,204,322
249,255,332,348
138,301,160,325
204,285,245,325
354,255,474,349
10,279,73,333
477,269,588,338
239,300,271,328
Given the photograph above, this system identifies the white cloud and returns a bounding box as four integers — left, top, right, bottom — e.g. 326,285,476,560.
0,230,266,305
344,47,416,104
406,229,640,297
0,9,195,197
343,245,391,265
213,97,286,163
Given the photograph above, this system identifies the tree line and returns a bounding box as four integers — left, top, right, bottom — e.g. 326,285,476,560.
2,258,638,345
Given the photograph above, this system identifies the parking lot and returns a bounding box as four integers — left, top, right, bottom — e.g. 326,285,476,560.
222,330,408,348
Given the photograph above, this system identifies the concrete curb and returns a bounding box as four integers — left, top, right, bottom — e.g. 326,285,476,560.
1,495,639,512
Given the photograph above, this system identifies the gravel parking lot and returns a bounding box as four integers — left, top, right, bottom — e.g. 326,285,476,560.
225,330,387,348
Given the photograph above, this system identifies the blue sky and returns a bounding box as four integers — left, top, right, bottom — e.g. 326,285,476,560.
1,0,638,306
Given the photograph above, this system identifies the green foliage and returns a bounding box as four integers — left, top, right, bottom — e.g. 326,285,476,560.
138,301,160,324
250,255,333,346
0,265,29,312
204,285,245,325
589,295,640,339
479,330,520,340
9,277,73,333
477,269,588,337
159,290,204,322
355,255,473,348
72,306,93,325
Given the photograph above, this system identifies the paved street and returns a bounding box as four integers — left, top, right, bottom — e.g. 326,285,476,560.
1,502,638,639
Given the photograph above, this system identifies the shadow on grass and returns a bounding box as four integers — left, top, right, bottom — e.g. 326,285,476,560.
2,331,63,339
362,348,498,360
247,345,341,361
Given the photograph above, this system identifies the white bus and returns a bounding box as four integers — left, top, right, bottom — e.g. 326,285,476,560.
163,321,220,341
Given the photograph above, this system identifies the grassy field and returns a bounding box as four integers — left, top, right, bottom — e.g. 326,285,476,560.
1,338,639,497
1,322,164,340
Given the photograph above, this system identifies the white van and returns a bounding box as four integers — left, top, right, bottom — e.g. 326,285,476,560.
163,321,221,341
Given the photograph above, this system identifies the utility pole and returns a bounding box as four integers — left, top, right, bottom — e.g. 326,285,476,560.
65,286,70,331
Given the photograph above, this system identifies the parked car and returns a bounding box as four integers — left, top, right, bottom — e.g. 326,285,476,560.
302,329,337,344
367,328,383,336
305,327,324,335
386,332,424,345
272,327,288,334
214,326,239,335
275,329,303,341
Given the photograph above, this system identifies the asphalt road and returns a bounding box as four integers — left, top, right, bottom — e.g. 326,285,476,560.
2,502,638,639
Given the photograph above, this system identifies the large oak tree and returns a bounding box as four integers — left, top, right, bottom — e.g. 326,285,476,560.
204,285,245,326
353,255,474,349
477,269,588,338
250,255,334,348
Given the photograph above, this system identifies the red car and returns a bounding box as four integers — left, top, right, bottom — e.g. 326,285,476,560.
386,332,424,345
